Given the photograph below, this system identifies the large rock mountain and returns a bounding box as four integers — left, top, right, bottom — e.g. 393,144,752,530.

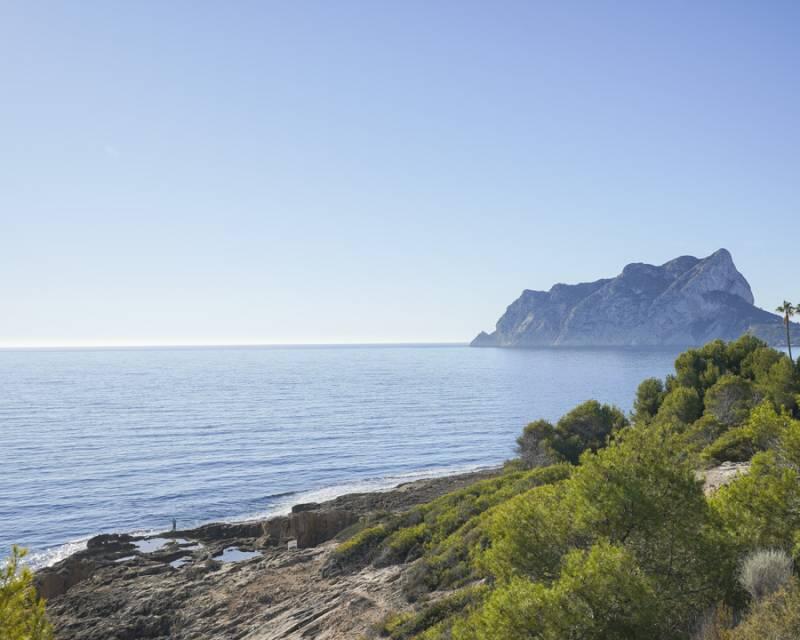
472,249,799,347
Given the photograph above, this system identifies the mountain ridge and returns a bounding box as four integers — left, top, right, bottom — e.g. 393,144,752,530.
472,249,799,347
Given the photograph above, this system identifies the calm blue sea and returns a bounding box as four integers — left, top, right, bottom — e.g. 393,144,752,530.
0,344,681,567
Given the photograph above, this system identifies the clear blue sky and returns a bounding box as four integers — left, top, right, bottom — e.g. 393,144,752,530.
2,2,798,346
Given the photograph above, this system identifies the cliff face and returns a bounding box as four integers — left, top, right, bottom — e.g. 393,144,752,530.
472,249,799,347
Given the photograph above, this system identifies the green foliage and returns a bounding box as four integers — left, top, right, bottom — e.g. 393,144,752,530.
633,377,666,424
0,546,53,640
757,357,799,414
741,345,783,381
704,375,758,427
664,337,798,428
702,427,755,463
476,425,736,636
680,414,726,454
671,337,766,397
574,427,735,626
400,464,571,596
703,401,792,463
726,335,771,372
455,542,661,640
550,400,628,464
655,386,703,427
515,419,556,469
378,585,488,640
746,401,791,449
479,483,572,583
515,401,628,468
673,340,728,393
712,411,800,549
333,464,571,583
333,523,392,566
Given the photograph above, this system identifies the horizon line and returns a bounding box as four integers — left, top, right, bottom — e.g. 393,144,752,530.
0,340,471,351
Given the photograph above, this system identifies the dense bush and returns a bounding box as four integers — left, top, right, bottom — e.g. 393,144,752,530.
680,414,726,454
463,423,737,637
704,375,758,427
633,377,666,423
701,426,755,463
377,585,488,640
515,419,557,468
712,410,800,549
702,401,790,463
332,464,571,581
655,386,703,427
552,400,627,463
517,400,627,467
455,542,661,640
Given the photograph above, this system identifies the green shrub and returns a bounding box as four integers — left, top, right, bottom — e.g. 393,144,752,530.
332,523,392,567
712,414,800,549
656,386,703,427
403,464,572,596
480,424,735,633
750,354,799,414
551,400,627,463
514,401,627,467
704,375,758,427
456,542,661,640
480,483,572,583
672,337,766,397
332,464,572,588
681,414,726,455
515,419,557,468
379,586,488,640
702,427,755,463
702,402,793,463
633,377,665,424
747,401,791,449
380,523,427,565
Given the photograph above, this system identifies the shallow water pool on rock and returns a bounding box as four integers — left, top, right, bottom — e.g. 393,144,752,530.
133,538,170,553
212,547,261,563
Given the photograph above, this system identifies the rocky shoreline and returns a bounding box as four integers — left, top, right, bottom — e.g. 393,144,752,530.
37,468,500,640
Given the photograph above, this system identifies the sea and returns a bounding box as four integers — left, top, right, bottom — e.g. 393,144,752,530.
0,344,683,568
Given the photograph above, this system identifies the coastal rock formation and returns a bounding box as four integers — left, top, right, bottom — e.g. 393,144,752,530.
472,249,800,347
37,465,748,639
38,469,499,640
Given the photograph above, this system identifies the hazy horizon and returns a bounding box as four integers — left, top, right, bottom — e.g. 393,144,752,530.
3,2,799,347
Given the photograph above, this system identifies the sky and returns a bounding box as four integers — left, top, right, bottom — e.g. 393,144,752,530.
1,1,798,347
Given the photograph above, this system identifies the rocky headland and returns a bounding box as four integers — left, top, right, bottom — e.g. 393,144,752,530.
35,463,749,640
472,248,800,347
36,469,500,640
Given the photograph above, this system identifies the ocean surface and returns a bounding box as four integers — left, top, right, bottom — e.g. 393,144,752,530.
0,344,682,567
